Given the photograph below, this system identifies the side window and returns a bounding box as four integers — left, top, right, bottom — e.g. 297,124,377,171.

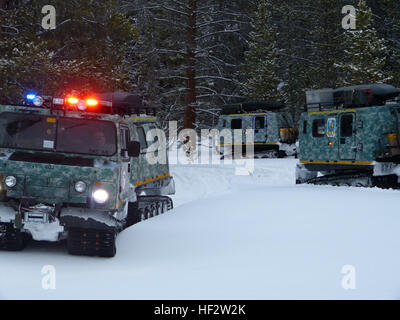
341,115,354,137
137,127,148,149
312,119,325,137
148,125,158,143
303,120,307,134
120,126,131,159
120,127,130,150
120,129,126,149
231,119,242,129
125,129,130,145
255,117,265,129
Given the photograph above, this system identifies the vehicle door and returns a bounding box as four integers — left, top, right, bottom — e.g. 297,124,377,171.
119,124,131,201
339,113,356,160
254,115,267,143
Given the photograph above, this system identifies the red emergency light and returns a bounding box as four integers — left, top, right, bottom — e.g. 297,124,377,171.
86,98,99,107
63,94,101,111
65,96,79,105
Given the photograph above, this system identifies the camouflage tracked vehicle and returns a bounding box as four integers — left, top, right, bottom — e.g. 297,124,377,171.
217,101,297,158
296,84,400,188
0,92,175,257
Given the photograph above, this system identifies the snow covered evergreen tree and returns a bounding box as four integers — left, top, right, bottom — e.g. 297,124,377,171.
240,0,282,101
336,0,390,85
378,0,400,88
126,0,251,130
0,0,136,104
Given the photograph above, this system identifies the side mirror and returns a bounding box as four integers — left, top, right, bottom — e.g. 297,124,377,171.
127,141,140,158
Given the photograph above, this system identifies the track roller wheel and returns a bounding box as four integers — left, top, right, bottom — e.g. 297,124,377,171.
140,208,146,221
156,201,163,215
161,200,168,214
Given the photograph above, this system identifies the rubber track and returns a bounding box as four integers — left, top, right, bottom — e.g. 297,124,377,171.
137,196,173,221
302,171,399,189
0,223,25,251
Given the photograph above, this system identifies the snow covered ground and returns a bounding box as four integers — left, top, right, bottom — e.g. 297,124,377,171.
1,158,400,299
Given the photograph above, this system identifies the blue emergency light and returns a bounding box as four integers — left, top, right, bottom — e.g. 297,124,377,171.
26,93,36,100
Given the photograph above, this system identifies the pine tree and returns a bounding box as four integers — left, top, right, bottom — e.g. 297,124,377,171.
378,0,400,88
0,0,137,104
336,0,390,85
128,0,251,130
274,0,314,124
308,0,348,89
240,0,282,101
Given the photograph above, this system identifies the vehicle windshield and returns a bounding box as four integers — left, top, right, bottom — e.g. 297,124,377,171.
0,112,117,156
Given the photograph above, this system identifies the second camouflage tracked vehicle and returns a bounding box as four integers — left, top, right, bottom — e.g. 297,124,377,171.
296,83,400,188
217,101,297,158
0,92,175,257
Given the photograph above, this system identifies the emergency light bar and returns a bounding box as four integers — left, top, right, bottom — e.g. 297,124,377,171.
25,93,112,112
23,91,149,116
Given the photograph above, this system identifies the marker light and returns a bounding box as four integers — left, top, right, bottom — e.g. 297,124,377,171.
74,181,87,193
26,94,36,100
92,189,109,204
365,89,373,97
86,98,99,107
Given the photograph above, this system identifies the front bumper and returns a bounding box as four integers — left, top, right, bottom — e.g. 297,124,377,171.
0,203,121,241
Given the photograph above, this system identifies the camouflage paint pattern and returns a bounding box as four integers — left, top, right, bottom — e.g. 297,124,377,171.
217,111,295,147
298,104,400,165
0,105,173,215
128,120,170,189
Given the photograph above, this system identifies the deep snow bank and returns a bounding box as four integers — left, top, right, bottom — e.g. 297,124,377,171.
1,159,400,299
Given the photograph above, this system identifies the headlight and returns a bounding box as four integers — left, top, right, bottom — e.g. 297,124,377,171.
5,176,17,188
74,181,87,193
92,189,109,204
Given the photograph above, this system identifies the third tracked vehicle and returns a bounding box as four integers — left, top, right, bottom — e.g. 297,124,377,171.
217,101,297,158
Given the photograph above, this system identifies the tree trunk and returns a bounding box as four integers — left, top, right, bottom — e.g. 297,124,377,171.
184,0,196,129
